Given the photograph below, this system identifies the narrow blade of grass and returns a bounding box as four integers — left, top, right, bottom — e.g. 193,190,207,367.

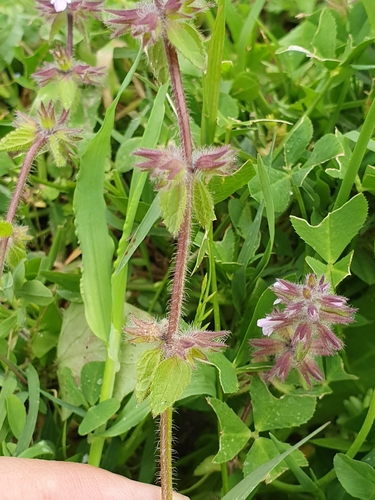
15,364,40,456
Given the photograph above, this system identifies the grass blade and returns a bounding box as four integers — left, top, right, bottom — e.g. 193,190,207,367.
15,364,40,456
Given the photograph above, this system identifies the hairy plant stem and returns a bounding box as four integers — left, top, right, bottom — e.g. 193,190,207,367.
67,12,73,57
0,136,46,277
160,40,194,500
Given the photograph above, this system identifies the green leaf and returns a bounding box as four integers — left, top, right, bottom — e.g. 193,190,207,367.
48,134,66,168
236,0,266,71
312,9,337,59
16,280,53,306
146,38,169,84
244,437,308,483
136,348,162,403
193,178,215,228
0,314,17,339
231,73,259,102
167,21,206,70
0,128,36,152
81,361,105,407
201,0,226,144
334,454,375,500
159,182,187,237
249,165,291,214
100,396,150,438
207,398,251,463
57,76,77,109
250,375,316,432
209,160,256,204
18,440,55,459
291,194,368,264
78,398,120,435
0,373,17,431
205,352,238,394
15,364,40,456
0,221,13,237
284,116,313,168
150,356,191,416
6,394,26,440
221,423,329,500
58,366,88,410
306,251,354,288
293,133,345,186
178,362,217,400
74,49,142,342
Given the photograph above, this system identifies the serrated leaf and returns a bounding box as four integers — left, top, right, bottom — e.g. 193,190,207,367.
0,128,36,152
146,38,169,84
57,77,77,110
193,178,215,228
136,348,162,403
167,21,206,70
205,352,238,394
150,356,191,416
78,398,120,435
312,9,337,59
159,182,187,237
291,194,368,264
207,397,251,463
48,134,66,167
0,221,13,238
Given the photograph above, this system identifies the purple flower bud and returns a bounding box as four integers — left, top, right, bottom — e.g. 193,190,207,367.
134,147,187,189
193,146,236,177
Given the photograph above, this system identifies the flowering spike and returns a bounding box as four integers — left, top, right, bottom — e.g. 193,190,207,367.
251,274,356,385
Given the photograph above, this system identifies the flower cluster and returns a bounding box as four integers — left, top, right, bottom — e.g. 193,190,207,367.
125,315,227,365
0,102,81,167
250,275,356,385
134,145,236,190
106,0,207,47
32,46,105,87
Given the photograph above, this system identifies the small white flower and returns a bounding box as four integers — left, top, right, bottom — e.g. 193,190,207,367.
50,0,72,12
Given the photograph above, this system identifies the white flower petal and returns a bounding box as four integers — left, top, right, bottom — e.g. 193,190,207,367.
50,0,72,13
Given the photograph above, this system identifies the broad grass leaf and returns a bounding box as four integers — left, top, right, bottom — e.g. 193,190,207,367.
236,0,266,71
74,48,142,343
221,423,329,500
6,394,26,439
250,375,316,432
159,182,187,237
18,441,55,459
207,397,251,463
15,364,40,456
193,178,215,228
150,356,191,416
201,0,225,144
334,454,375,500
244,437,308,483
167,21,205,70
291,193,368,264
284,116,313,168
78,398,120,435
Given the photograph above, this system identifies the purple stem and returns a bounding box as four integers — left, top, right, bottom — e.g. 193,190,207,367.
67,12,73,57
0,137,46,277
163,41,194,344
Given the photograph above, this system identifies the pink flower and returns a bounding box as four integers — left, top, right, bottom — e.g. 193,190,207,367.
251,274,356,385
